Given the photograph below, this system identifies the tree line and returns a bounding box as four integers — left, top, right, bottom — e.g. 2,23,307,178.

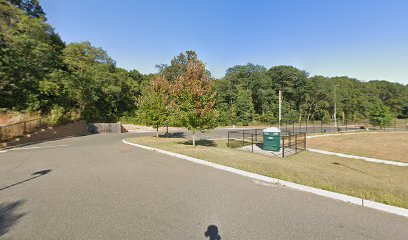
1,0,146,124
1,0,407,130
216,64,407,126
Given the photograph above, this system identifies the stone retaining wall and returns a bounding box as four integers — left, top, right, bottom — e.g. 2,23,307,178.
88,123,126,133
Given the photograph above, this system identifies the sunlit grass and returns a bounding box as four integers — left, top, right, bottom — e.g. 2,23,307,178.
307,132,408,162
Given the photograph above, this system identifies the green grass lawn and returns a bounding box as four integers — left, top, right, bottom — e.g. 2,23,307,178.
128,136,408,209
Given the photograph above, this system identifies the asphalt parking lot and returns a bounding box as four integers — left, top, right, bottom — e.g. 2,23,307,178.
1,133,407,239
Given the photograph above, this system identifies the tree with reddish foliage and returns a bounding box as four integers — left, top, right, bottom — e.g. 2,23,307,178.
172,60,218,146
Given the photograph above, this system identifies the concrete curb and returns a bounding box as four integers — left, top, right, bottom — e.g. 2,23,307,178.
307,148,408,167
122,139,408,218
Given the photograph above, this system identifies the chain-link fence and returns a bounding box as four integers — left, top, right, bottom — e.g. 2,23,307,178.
276,118,407,135
227,129,306,158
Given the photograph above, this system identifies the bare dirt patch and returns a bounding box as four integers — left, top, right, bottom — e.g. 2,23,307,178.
121,124,185,133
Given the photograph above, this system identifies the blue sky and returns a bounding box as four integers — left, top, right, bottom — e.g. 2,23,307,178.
41,0,408,84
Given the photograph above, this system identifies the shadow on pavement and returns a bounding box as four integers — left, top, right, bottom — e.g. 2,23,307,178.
0,170,52,191
159,132,186,138
0,200,26,236
205,225,221,240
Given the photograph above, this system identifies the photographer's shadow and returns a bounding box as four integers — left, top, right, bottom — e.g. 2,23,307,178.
205,225,221,240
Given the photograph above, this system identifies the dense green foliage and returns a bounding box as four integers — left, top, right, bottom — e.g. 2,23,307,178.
1,1,407,125
137,75,171,136
1,1,143,122
216,64,408,125
61,42,141,122
171,59,218,140
368,102,393,128
139,55,218,145
1,0,64,110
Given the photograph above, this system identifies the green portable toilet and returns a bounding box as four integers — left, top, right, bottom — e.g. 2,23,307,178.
263,127,281,151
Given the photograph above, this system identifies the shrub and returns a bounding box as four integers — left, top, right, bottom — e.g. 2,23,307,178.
66,110,81,122
119,115,143,125
48,105,65,126
369,102,393,129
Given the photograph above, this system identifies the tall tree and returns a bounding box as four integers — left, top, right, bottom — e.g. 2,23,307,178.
367,80,408,117
0,1,64,110
172,60,218,146
62,42,138,122
303,76,331,121
8,0,45,19
156,50,199,81
216,63,275,125
137,76,172,137
267,66,309,121
235,87,255,125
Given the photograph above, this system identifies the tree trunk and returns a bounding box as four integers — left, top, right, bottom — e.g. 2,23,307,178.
156,126,159,138
307,101,314,121
310,107,316,121
192,132,196,147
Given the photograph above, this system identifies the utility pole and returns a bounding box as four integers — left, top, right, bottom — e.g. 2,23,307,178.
278,90,282,129
334,84,339,127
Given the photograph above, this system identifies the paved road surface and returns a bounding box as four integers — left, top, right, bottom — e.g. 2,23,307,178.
1,133,407,239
